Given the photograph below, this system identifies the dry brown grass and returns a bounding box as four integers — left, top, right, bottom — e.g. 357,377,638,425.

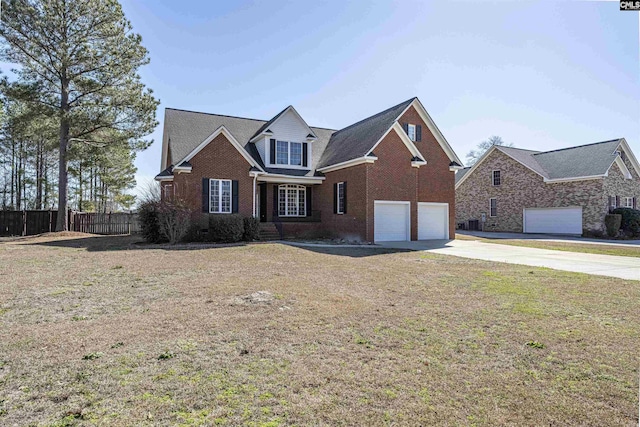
0,234,638,426
456,233,640,258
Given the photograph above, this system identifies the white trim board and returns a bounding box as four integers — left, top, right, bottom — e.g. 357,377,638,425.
317,156,378,173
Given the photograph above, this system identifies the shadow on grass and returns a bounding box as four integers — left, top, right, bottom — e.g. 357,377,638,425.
19,234,425,258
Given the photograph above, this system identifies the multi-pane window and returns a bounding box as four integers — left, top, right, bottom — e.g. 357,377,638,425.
407,124,416,142
163,184,173,200
276,140,289,165
337,182,345,214
492,170,501,186
624,197,634,208
210,179,232,213
274,140,305,167
278,184,306,216
489,198,497,217
290,142,302,166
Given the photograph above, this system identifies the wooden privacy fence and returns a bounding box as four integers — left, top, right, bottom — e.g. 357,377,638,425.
0,210,139,236
72,212,140,235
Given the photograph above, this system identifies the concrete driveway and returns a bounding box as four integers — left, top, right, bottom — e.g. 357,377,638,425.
379,239,640,281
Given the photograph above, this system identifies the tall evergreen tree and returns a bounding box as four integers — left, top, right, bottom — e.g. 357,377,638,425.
0,0,158,229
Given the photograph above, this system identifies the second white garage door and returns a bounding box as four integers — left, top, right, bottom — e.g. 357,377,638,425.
418,202,449,240
374,201,410,242
523,207,583,235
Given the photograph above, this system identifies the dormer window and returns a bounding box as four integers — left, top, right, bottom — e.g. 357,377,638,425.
270,139,309,168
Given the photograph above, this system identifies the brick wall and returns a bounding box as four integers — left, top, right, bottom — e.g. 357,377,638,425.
455,149,606,233
319,164,368,240
171,133,255,225
399,106,457,238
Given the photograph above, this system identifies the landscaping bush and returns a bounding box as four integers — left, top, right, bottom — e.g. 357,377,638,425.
207,214,244,242
612,208,640,237
243,216,260,241
138,201,165,243
604,214,622,238
157,200,192,244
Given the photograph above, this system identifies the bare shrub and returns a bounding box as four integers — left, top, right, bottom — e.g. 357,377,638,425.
157,200,193,244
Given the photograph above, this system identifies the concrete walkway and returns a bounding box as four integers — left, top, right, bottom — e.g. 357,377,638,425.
379,239,640,281
457,231,640,247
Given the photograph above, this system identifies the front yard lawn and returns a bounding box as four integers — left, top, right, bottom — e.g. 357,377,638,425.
457,233,640,258
0,234,637,426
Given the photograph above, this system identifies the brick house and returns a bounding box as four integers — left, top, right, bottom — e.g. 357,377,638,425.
455,139,640,235
155,97,463,242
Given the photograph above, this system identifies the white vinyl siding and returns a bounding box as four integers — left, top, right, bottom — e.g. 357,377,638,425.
210,179,232,214
268,109,312,169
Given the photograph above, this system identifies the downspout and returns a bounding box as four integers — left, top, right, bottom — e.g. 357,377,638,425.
252,174,257,218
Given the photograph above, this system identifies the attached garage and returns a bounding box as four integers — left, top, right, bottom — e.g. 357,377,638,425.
418,202,449,240
523,207,583,235
374,201,410,242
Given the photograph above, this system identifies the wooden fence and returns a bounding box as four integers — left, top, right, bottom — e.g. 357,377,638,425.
0,210,139,237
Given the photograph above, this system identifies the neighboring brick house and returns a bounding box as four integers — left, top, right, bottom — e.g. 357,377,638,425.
155,97,463,242
455,139,640,235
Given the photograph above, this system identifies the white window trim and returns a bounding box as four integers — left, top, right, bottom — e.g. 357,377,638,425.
624,197,633,208
407,124,416,142
489,198,497,217
610,197,617,209
270,140,310,169
209,179,232,214
278,184,306,217
336,182,345,214
492,170,501,186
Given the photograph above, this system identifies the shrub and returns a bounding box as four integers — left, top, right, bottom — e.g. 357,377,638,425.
612,208,640,237
138,201,165,243
243,216,260,241
207,214,244,242
157,200,193,244
604,214,622,238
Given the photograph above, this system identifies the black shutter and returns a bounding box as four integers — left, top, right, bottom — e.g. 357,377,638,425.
608,196,613,211
333,183,338,214
633,197,637,209
273,185,278,217
202,178,209,213
232,180,239,213
343,182,347,214
306,186,312,216
615,195,620,209
270,139,276,164
416,125,422,142
302,143,308,167
402,123,408,134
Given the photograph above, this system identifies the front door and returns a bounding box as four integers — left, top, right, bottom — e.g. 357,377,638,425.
259,184,267,222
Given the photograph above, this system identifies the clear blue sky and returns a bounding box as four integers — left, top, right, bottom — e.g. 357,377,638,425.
121,0,639,189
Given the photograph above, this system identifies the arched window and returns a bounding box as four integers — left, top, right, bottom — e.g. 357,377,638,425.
278,184,306,217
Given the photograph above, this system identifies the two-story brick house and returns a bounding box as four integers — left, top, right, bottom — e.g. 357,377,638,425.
156,97,463,242
455,139,640,235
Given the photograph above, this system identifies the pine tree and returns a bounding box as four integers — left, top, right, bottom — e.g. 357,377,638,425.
0,0,159,229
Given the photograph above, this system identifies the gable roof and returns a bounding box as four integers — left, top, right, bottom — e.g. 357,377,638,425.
456,138,633,188
530,139,623,179
317,98,415,169
455,167,471,185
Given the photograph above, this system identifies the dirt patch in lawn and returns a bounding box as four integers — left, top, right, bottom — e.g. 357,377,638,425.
0,235,638,426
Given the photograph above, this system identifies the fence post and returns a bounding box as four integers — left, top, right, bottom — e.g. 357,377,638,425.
22,210,26,236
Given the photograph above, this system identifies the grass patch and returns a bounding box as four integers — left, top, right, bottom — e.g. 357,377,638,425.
457,234,640,257
0,234,636,426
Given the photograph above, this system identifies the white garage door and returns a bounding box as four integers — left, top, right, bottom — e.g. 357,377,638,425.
418,203,449,240
374,201,410,242
523,207,582,235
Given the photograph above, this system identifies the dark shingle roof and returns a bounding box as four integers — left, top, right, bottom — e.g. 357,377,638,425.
531,139,622,179
156,165,174,178
249,106,289,141
163,108,335,177
317,98,415,168
455,167,471,184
